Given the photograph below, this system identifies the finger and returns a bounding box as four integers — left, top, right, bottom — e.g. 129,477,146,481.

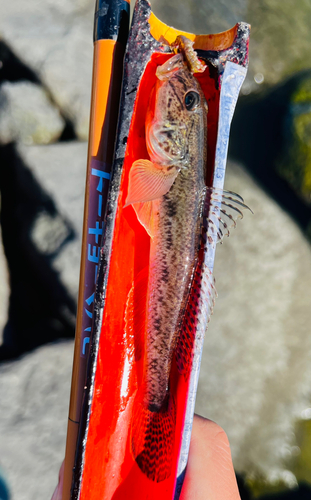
180,415,241,500
51,460,65,500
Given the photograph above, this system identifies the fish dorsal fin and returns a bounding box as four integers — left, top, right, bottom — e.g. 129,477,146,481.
125,159,178,206
203,187,253,246
132,200,161,239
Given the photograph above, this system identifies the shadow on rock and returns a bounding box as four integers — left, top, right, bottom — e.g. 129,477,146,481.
0,40,76,142
230,70,311,239
0,40,40,85
236,476,311,500
259,483,311,499
0,143,77,360
236,474,252,500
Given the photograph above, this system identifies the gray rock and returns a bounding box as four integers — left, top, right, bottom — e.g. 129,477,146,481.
246,0,311,88
1,0,310,142
151,0,311,94
0,82,64,145
274,74,311,207
151,0,247,35
18,141,87,299
0,341,73,500
0,0,94,140
196,161,311,485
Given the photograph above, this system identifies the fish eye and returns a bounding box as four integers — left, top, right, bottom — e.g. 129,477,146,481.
184,91,200,111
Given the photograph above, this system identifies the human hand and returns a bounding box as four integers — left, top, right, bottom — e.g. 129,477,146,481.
51,415,240,500
181,414,241,500
51,460,64,500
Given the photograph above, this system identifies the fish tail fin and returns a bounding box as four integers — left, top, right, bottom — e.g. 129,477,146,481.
131,393,176,482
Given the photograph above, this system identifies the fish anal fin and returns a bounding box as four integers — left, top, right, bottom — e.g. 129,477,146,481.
125,159,178,206
203,187,252,246
175,261,217,378
131,393,176,482
132,199,160,239
125,267,149,362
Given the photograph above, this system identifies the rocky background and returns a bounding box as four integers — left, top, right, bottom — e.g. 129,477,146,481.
0,0,311,499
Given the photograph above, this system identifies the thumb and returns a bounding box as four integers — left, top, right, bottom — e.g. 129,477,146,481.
180,415,241,500
51,461,65,500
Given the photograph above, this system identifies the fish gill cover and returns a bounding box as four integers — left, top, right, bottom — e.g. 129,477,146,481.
72,1,250,499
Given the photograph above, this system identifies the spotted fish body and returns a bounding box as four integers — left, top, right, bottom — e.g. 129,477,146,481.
144,68,208,411
126,41,250,483
125,49,209,481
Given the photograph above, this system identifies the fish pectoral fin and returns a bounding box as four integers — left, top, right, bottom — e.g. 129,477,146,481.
131,393,176,482
176,261,217,378
203,187,253,246
125,159,178,206
132,199,161,239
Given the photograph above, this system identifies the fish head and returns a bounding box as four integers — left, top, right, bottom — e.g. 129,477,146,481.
146,55,208,168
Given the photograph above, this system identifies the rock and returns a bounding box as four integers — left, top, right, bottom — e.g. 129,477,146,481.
18,141,87,300
0,142,87,359
275,75,311,206
247,1,311,88
151,0,247,37
1,0,310,140
0,0,94,140
0,81,65,145
0,341,73,500
196,161,311,484
0,40,40,85
151,0,311,94
230,72,311,242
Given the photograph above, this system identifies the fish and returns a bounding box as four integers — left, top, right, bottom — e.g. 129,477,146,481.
125,36,251,483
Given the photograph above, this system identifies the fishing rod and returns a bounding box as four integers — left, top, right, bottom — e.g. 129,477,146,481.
61,1,129,498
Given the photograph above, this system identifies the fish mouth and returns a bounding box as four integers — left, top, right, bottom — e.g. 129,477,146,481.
146,121,187,167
